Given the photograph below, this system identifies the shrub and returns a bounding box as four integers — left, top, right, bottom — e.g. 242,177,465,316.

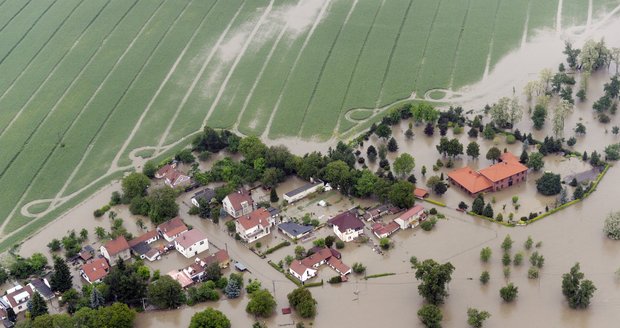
506,135,516,144
352,263,366,274
335,240,345,249
513,253,523,266
328,276,342,284
528,267,539,279
603,212,620,240
480,271,490,284
420,218,437,231
480,247,491,262
499,283,518,302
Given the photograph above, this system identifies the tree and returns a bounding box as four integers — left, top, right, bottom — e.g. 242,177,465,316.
238,136,267,162
424,123,435,136
417,304,442,328
472,195,485,215
287,287,317,319
393,153,415,178
486,147,501,163
121,173,150,200
480,271,490,284
224,276,241,298
89,287,105,309
175,149,195,164
499,283,518,302
262,168,283,189
387,137,399,152
501,235,513,252
467,308,491,328
564,41,581,69
603,212,620,240
374,124,391,139
573,185,585,200
415,259,455,305
355,170,378,197
246,289,276,318
466,142,480,159
352,262,366,274
27,292,48,320
147,275,185,309
562,263,597,309
366,145,377,162
269,188,279,203
482,203,494,218
529,252,545,268
50,257,72,293
204,263,222,282
553,99,573,138
531,104,547,130
527,152,544,171
95,227,106,240
189,308,231,328
73,303,136,328
480,247,492,262
536,172,562,195
433,181,448,195
604,143,620,161
388,181,415,208
146,187,179,224
324,160,351,192
483,124,495,140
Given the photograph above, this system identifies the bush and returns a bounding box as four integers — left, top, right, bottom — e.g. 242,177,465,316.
328,276,342,284
480,271,490,284
335,240,345,249
528,267,539,279
420,218,437,231
499,283,518,302
536,173,562,196
603,212,620,240
265,241,291,255
352,263,366,274
506,134,516,144
480,247,491,262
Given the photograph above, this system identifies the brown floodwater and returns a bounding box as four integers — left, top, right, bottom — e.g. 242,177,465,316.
14,7,620,328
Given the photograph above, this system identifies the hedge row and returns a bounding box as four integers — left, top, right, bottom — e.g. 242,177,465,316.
423,198,446,207
466,212,515,227
264,241,291,255
364,273,396,280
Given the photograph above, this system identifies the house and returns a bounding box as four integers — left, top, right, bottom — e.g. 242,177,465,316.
289,261,317,283
100,236,131,264
448,152,528,196
155,163,191,188
277,222,313,240
183,263,205,281
327,257,351,275
394,205,425,230
191,188,216,207
301,248,332,269
167,270,193,288
129,230,160,247
155,163,176,179
222,190,255,218
371,221,400,238
414,188,429,199
157,217,188,242
328,211,365,242
2,285,32,314
128,230,161,261
235,208,275,243
80,258,110,284
144,248,161,262
174,229,209,258
283,179,323,203
27,278,54,301
362,204,390,221
201,250,230,269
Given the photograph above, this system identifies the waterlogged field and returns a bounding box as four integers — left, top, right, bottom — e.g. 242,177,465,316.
0,0,616,250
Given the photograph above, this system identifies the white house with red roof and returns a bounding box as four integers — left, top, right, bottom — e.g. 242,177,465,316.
222,190,256,218
2,284,32,314
174,229,209,258
100,236,131,264
289,261,317,283
328,211,365,242
80,258,110,284
371,221,400,238
235,208,275,243
394,205,425,230
157,217,189,242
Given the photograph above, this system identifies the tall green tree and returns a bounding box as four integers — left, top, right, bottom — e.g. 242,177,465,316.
388,181,415,209
415,259,455,305
561,263,597,309
147,275,185,309
121,173,150,200
527,152,545,171
90,286,105,309
393,153,415,178
355,170,379,197
146,187,179,224
246,289,276,318
467,308,491,328
472,195,485,215
189,308,231,328
466,142,480,159
486,147,501,163
50,256,72,293
287,287,317,319
417,304,443,328
27,292,48,320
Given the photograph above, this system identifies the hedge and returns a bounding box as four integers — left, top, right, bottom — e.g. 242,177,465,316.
285,273,302,287
466,212,515,227
267,260,284,273
423,198,446,207
364,273,396,280
264,241,291,255
304,280,324,288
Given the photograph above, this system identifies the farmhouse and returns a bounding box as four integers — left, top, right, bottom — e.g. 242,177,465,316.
235,207,275,243
371,221,400,238
191,188,216,207
80,258,110,284
157,217,188,242
394,205,425,229
328,211,365,242
100,236,131,264
174,229,209,258
448,152,528,196
27,278,54,301
277,222,313,240
2,285,32,314
283,179,323,203
222,190,256,218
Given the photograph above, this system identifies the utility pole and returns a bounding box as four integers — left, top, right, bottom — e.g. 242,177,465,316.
272,280,276,296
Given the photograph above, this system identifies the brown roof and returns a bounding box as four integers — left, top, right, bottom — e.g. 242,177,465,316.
81,258,110,282
128,230,159,247
156,164,175,178
329,211,364,233
414,188,429,198
327,257,350,274
175,229,208,249
237,208,271,230
79,250,93,261
103,236,130,256
225,190,254,211
372,221,400,236
399,205,424,220
301,248,332,268
479,153,528,182
203,250,230,266
5,285,33,308
158,217,188,238
289,261,313,277
448,167,493,194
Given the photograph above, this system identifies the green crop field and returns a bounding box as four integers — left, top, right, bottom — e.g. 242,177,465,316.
0,0,616,251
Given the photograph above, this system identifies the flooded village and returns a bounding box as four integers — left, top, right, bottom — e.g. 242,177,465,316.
2,6,620,328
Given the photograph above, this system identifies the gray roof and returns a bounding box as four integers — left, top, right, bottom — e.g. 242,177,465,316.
131,242,151,255
284,181,321,197
30,279,54,299
278,222,313,237
192,188,216,202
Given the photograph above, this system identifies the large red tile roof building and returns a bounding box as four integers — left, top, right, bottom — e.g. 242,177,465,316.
448,152,528,196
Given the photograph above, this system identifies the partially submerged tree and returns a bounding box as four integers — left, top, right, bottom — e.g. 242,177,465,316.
467,308,491,328
562,263,597,309
417,304,443,328
415,259,455,305
603,212,620,240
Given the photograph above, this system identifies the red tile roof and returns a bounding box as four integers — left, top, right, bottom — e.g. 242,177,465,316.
225,190,254,211
128,230,159,247
158,217,188,238
327,257,350,275
479,155,528,182
414,188,429,199
203,250,230,267
103,236,130,256
289,261,313,277
156,164,175,178
448,167,493,194
301,248,332,268
82,258,110,282
329,211,364,233
399,205,425,220
175,229,208,249
372,221,400,237
237,208,271,230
